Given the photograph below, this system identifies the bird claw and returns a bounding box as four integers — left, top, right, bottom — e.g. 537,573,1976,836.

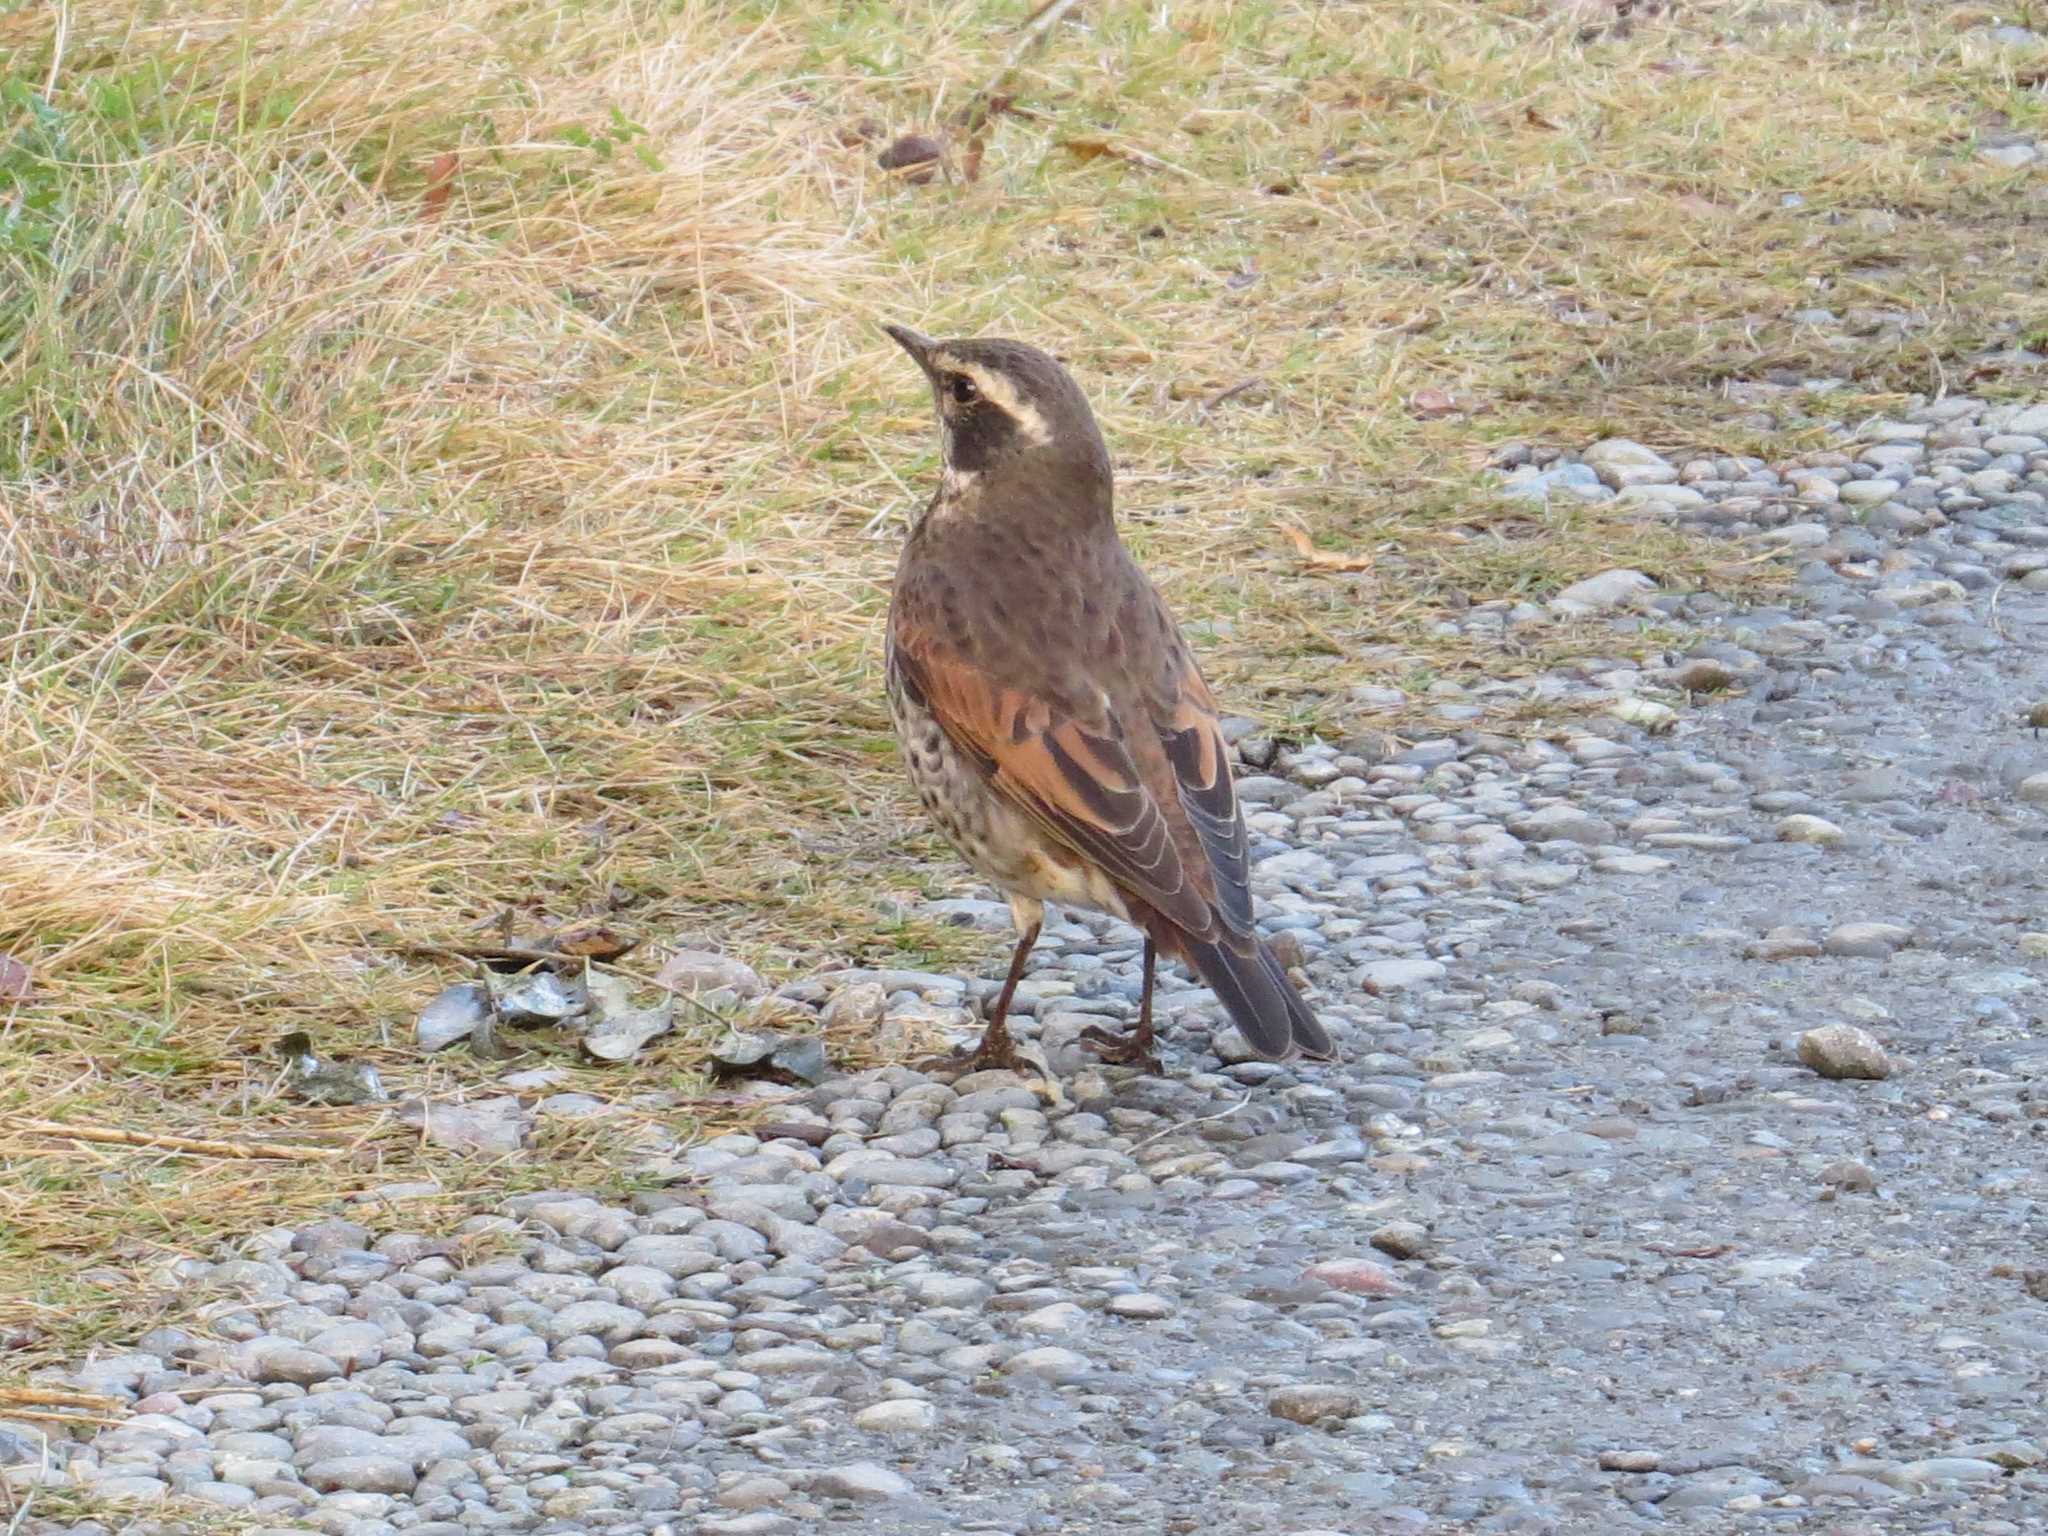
916,1037,1028,1078
1078,1023,1160,1073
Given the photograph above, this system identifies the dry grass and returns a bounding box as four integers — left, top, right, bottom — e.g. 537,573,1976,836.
1,0,2043,1390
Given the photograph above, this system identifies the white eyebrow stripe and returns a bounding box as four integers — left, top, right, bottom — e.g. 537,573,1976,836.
932,354,1054,447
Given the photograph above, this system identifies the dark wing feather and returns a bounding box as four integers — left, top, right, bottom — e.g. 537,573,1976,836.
889,616,1215,938
1155,659,1255,938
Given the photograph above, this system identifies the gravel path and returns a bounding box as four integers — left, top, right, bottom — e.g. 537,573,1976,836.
8,398,2048,1535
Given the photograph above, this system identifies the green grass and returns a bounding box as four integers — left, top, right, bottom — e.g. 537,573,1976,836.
1,0,2044,1431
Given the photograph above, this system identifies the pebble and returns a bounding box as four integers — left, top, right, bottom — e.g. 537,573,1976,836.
1303,1257,1404,1296
1003,1347,1094,1381
853,1399,939,1433
1551,568,1656,615
1799,1023,1893,1080
809,1462,915,1501
1369,1221,1431,1259
1822,921,1913,957
1775,813,1846,845
1360,958,1445,993
1267,1386,1363,1425
1106,1293,1175,1319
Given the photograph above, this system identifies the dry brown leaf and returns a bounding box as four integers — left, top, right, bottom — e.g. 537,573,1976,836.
1057,138,1192,177
1282,526,1374,573
421,152,458,221
0,953,30,1002
548,923,638,961
1409,386,1459,417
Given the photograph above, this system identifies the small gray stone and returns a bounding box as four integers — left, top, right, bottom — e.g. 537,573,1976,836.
810,1462,914,1501
700,1517,798,1536
853,1399,938,1433
657,948,766,998
1267,1385,1362,1425
1582,438,1677,488
1799,1024,1892,1081
1897,1457,2006,1485
1004,1346,1094,1382
1822,922,1912,958
248,1340,343,1386
1551,568,1656,615
1368,1221,1431,1259
1599,1449,1661,1472
1107,1293,1174,1320
1776,814,1845,846
302,1454,418,1494
1359,958,1445,995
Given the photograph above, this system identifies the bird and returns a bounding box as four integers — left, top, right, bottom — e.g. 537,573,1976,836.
880,323,1332,1074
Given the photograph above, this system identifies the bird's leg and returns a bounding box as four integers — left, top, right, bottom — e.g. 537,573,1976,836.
1081,935,1162,1071
958,918,1040,1074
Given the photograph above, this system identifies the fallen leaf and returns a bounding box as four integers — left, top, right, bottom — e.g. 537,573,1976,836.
1524,107,1562,131
582,999,676,1063
1057,137,1193,176
549,923,637,962
1282,525,1374,574
954,93,1015,185
396,1097,531,1155
421,151,458,221
490,968,588,1026
0,953,30,1002
417,982,491,1052
1409,386,1459,417
710,1030,831,1086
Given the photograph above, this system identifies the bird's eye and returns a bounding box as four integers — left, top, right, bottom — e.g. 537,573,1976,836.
948,375,979,405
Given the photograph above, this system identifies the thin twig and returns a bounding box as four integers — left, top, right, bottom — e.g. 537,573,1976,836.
385,940,641,968
1203,377,1265,412
386,941,575,966
963,0,1087,137
0,1387,124,1410
958,0,1087,179
1129,1091,1253,1152
14,1119,338,1161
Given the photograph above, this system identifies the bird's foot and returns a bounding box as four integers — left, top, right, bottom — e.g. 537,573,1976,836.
917,1029,1028,1079
1078,1023,1161,1074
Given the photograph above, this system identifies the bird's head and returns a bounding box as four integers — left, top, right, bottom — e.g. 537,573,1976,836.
883,325,1112,506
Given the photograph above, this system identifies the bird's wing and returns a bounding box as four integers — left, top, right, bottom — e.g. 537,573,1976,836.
1152,650,1256,938
889,614,1219,939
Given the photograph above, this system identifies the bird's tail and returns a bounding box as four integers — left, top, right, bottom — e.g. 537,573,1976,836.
1177,932,1332,1062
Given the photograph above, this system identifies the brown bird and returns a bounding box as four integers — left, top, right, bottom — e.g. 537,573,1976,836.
881,324,1331,1074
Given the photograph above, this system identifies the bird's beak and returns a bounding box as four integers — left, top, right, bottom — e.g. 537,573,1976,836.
883,323,938,376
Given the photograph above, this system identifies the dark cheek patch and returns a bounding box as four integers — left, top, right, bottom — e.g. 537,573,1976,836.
947,407,1010,473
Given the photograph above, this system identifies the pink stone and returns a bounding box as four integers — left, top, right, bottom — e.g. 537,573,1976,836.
1303,1258,1404,1296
